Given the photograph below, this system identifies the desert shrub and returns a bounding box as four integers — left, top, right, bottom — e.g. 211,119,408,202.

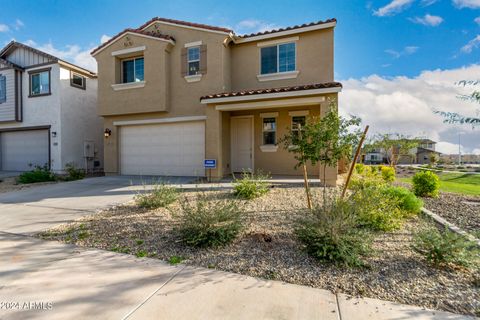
381,186,423,216
413,228,479,268
17,165,56,184
296,198,371,267
135,183,178,209
64,162,85,181
380,166,395,183
351,185,403,231
174,194,245,248
233,171,270,200
412,171,440,197
354,163,365,174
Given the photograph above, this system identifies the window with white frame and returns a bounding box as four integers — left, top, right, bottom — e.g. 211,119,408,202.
262,117,276,145
260,42,296,75
187,46,200,76
71,72,86,89
122,57,144,83
291,116,306,141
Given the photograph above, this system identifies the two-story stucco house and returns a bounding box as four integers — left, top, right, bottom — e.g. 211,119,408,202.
92,17,341,185
0,41,103,172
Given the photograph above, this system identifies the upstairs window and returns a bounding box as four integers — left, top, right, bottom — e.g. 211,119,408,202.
0,75,5,103
122,57,144,83
262,117,277,145
187,47,200,76
71,72,86,90
29,69,51,96
261,42,296,75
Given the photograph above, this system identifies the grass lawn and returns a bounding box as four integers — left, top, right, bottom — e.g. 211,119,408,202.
399,173,480,196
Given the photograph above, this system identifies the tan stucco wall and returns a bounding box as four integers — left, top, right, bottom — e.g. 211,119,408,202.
230,28,334,91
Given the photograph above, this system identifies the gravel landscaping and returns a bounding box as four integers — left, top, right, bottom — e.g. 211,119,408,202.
0,176,58,193
39,185,480,316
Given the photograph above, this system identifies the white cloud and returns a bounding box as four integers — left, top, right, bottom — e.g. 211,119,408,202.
436,141,464,154
374,0,415,16
14,19,24,30
409,14,444,26
235,19,280,34
0,24,10,32
25,40,97,72
461,35,480,53
100,34,111,44
421,0,439,6
340,65,480,154
385,46,419,58
452,0,480,8
474,16,480,25
472,148,480,154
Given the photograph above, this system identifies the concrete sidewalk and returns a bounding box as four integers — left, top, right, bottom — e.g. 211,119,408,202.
0,232,472,320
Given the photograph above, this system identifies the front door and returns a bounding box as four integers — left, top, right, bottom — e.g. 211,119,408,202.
231,117,253,173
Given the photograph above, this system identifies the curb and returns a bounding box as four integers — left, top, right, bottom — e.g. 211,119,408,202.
421,207,480,247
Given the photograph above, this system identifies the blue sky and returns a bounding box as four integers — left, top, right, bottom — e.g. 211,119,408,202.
1,0,479,153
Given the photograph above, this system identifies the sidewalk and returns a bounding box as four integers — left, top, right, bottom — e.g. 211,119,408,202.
0,231,472,320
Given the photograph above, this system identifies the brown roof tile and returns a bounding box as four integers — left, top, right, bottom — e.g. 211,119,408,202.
200,82,342,101
239,18,336,38
91,28,175,55
138,17,232,34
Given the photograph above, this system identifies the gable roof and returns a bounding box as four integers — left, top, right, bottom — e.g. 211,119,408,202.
0,57,23,70
138,17,232,34
0,41,96,76
91,28,175,56
237,18,337,39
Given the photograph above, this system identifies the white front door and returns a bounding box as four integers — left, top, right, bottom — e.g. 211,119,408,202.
231,117,253,173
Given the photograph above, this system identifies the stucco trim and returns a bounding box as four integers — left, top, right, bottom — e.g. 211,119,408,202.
111,81,146,91
215,96,325,111
259,112,279,118
256,36,299,47
184,74,202,83
288,110,309,116
92,32,175,57
204,88,337,104
260,145,278,152
234,21,336,44
141,20,230,36
111,46,146,57
113,116,207,126
184,41,203,48
257,71,299,82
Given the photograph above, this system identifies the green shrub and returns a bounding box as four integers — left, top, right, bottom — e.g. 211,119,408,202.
413,228,479,268
354,163,365,174
380,166,395,183
135,183,178,209
64,162,85,181
233,171,270,200
174,194,245,248
296,198,371,267
17,165,56,184
351,185,404,231
381,186,423,216
412,171,440,197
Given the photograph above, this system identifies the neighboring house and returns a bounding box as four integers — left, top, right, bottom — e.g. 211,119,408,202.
440,154,480,164
0,41,102,172
397,139,441,165
92,17,340,185
364,148,385,165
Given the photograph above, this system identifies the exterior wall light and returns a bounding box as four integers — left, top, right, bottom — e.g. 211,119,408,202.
104,128,112,138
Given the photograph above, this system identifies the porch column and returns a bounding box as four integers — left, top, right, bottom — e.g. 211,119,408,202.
205,104,224,180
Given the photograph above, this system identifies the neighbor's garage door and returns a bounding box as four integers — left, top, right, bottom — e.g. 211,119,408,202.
1,130,49,171
120,121,205,176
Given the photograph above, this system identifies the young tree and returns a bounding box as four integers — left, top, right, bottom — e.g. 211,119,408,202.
368,133,419,167
435,80,480,127
281,99,361,208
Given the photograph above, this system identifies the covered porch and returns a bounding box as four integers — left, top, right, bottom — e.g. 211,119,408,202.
200,82,342,186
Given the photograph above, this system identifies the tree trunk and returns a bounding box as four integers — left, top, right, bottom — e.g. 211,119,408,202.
302,163,312,210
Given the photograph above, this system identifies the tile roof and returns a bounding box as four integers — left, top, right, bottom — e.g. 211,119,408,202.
238,18,336,38
138,17,232,34
200,82,342,101
91,28,175,55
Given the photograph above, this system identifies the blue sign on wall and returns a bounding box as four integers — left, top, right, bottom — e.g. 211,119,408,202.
204,159,217,169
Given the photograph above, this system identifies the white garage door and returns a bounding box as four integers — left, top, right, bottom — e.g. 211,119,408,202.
1,130,49,171
120,121,205,176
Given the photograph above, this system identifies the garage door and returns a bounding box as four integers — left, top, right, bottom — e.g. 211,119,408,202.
120,121,205,176
1,130,49,171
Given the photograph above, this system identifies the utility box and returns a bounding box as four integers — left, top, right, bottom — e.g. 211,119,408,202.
84,140,95,158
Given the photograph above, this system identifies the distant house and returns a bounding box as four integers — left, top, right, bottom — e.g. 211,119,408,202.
363,148,386,165
363,139,441,165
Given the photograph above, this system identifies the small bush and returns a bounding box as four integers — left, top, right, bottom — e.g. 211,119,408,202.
17,165,56,184
354,163,365,174
296,198,371,267
381,186,423,216
135,183,178,209
413,228,479,268
351,186,403,231
233,171,270,200
412,171,440,197
168,255,184,265
380,166,395,183
174,194,245,248
64,162,85,181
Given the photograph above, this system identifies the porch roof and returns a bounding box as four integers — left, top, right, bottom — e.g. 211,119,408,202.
200,82,342,105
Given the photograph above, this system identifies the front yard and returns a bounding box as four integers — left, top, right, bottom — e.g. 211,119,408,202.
39,184,480,317
398,171,480,196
